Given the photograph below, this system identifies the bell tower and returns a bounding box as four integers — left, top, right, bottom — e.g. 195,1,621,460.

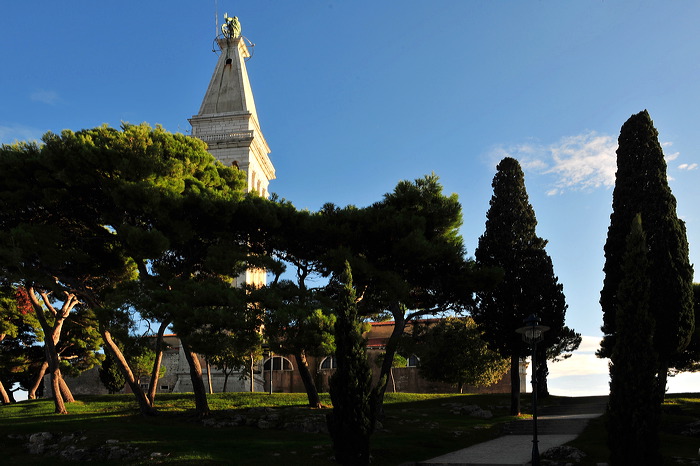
190,15,273,288
189,15,275,198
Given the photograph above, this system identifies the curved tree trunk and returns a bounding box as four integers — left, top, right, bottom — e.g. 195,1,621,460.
148,320,170,405
181,339,210,416
0,335,11,404
28,360,49,399
223,371,230,393
58,372,75,402
44,327,68,414
26,286,79,414
510,354,521,416
41,322,68,413
0,379,11,405
249,354,255,392
294,351,321,408
658,359,669,402
206,359,213,394
50,368,67,414
6,386,17,403
101,326,156,416
372,306,405,419
535,347,550,399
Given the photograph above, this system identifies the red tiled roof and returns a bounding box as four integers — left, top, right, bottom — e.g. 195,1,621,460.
366,338,387,349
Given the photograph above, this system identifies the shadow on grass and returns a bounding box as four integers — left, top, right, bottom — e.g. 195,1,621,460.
0,392,532,466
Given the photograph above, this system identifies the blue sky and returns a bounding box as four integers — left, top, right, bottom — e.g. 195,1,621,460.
2,1,699,395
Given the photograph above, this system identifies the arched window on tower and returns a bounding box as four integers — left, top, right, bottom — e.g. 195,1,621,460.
407,354,420,367
263,356,293,371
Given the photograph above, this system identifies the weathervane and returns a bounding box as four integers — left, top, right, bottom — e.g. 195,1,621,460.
221,13,241,39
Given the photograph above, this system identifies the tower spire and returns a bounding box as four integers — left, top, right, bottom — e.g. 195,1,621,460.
189,16,275,198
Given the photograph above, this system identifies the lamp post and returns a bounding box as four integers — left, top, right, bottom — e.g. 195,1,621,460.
516,314,549,466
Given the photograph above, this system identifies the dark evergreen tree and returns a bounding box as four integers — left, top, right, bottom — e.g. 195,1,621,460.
327,262,374,466
99,353,126,394
523,248,575,399
671,283,700,373
607,214,661,465
599,110,694,398
473,157,568,415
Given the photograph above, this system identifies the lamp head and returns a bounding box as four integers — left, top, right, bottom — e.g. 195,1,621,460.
516,314,550,344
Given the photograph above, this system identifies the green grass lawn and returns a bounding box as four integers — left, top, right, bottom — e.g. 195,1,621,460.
0,392,516,465
4,392,699,465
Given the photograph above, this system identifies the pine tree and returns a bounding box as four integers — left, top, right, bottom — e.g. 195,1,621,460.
0,123,249,416
406,317,510,392
607,214,661,465
326,262,374,466
600,110,694,398
473,157,568,415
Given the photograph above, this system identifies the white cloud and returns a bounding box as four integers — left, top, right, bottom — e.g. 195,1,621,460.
667,372,700,394
539,334,700,396
548,335,609,379
548,375,610,397
519,335,612,396
0,124,45,144
30,89,60,105
489,132,617,195
545,132,617,194
490,132,695,195
575,335,604,353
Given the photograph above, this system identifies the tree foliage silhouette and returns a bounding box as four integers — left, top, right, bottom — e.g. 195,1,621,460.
600,110,693,398
473,157,568,414
607,214,661,465
327,262,374,466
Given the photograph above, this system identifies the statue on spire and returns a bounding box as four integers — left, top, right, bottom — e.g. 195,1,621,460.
222,13,241,39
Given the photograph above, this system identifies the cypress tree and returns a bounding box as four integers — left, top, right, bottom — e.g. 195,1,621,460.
327,262,374,466
473,157,568,415
523,248,570,399
672,283,700,373
607,214,661,465
599,110,694,397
